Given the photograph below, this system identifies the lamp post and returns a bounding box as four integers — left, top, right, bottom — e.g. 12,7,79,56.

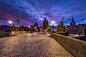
62,17,65,27
28,26,31,33
52,20,55,33
9,20,12,32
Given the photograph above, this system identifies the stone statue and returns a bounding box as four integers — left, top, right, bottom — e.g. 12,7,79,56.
15,16,20,27
62,17,65,26
20,26,22,31
57,21,65,33
15,16,20,31
58,21,63,27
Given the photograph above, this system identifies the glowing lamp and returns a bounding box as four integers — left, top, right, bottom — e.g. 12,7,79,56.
52,20,55,24
8,20,12,31
66,25,67,27
28,26,31,28
9,20,12,24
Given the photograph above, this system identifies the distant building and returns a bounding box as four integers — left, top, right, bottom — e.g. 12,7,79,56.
0,25,10,32
69,17,77,34
24,26,28,31
76,24,86,35
69,25,77,34
31,25,38,31
43,18,48,30
70,17,76,26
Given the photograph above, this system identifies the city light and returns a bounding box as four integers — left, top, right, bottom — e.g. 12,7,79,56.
28,26,31,28
66,25,67,27
28,26,31,33
52,20,55,26
52,20,55,24
8,20,12,31
35,27,36,29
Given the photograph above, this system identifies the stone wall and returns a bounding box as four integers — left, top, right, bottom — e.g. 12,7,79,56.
51,33,86,57
11,31,25,35
0,32,12,37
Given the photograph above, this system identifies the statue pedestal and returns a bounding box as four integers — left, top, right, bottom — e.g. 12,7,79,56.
57,27,65,33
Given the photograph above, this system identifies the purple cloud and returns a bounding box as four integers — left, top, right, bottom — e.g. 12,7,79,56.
0,0,86,26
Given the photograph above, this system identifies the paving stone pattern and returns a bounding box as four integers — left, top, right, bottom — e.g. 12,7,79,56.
0,32,74,57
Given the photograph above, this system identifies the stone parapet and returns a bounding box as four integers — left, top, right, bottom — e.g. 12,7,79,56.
51,33,86,57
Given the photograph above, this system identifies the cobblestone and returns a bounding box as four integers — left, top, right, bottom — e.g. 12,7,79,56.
0,32,74,57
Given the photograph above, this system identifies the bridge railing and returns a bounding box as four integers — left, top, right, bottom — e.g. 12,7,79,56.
51,33,86,57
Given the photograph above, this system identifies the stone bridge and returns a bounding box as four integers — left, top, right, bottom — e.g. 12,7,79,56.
0,31,85,57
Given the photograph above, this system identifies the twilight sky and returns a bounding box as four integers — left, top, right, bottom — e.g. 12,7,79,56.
0,0,86,27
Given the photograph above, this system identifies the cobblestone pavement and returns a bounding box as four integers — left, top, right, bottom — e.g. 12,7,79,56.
0,32,74,57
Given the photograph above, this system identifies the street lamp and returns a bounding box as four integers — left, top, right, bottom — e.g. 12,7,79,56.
8,20,12,31
52,20,55,33
28,26,31,33
52,20,55,26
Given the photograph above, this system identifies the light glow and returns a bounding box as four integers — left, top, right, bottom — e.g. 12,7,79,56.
9,20,12,24
52,20,55,24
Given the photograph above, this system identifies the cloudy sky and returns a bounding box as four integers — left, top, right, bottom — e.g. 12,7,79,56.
0,0,86,27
